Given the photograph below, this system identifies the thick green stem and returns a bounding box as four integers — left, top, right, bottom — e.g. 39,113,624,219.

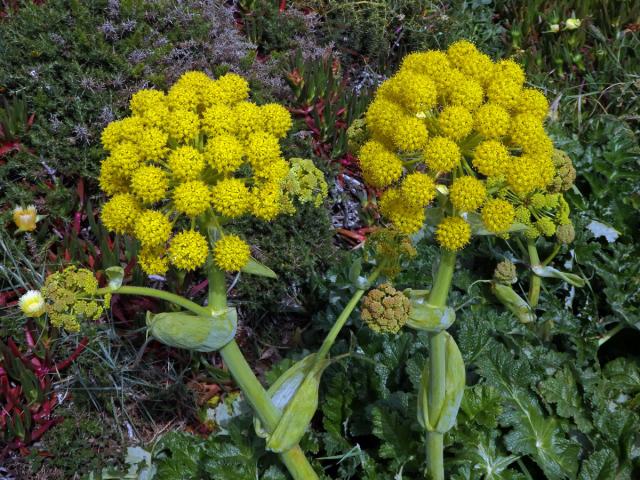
425,250,456,480
426,432,444,480
208,265,319,480
527,239,541,308
219,340,318,479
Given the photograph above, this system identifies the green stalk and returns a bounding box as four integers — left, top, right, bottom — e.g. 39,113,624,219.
98,285,210,317
527,239,541,308
208,266,319,480
315,264,383,363
425,250,456,480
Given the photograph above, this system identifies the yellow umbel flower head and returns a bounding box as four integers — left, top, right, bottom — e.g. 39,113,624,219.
99,71,315,274
423,137,461,173
213,234,251,272
450,176,486,212
436,216,471,251
101,194,141,234
357,43,560,251
482,198,515,233
169,230,209,271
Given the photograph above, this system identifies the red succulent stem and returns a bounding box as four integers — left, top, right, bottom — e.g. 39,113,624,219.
54,337,88,372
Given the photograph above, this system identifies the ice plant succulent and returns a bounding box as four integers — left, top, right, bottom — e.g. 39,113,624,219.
355,40,581,480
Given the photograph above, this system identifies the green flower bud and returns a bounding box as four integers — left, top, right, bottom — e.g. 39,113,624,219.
40,266,105,332
491,283,535,323
361,283,411,334
255,354,330,453
493,260,517,285
556,222,575,244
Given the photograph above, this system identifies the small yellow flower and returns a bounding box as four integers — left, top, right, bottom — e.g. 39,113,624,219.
435,216,471,251
138,245,169,276
211,178,250,218
233,102,263,138
447,76,484,111
513,88,549,121
213,234,251,271
379,188,426,234
423,136,461,173
134,210,172,247
450,176,487,212
400,172,436,208
438,105,473,141
204,134,245,174
214,72,250,105
101,194,141,234
472,140,509,177
173,180,211,217
167,146,205,181
474,103,510,139
19,290,45,317
251,181,283,221
391,116,429,151
130,165,169,204
201,104,237,137
481,198,515,233
166,109,200,142
169,230,209,271
260,103,292,138
245,131,282,171
358,140,403,188
13,205,38,232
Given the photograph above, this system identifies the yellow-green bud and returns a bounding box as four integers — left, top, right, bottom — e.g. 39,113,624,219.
556,223,575,244
536,217,556,237
347,118,368,155
493,260,517,285
361,283,411,334
549,150,576,192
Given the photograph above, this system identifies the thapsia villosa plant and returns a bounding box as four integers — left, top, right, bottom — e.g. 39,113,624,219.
16,41,584,478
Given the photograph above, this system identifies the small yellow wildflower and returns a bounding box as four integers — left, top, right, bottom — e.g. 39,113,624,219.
400,172,436,208
450,176,487,212
472,140,510,177
130,165,168,204
211,178,250,218
13,205,38,232
435,216,471,251
423,136,461,172
138,245,169,276
169,230,209,271
260,103,293,138
358,140,403,188
167,146,205,181
474,103,510,139
204,134,245,174
134,210,172,247
101,193,141,234
482,198,515,233
173,180,211,217
213,234,251,271
438,105,473,141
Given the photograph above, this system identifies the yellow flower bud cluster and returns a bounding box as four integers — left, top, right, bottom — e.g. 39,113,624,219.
361,283,411,334
357,40,571,250
99,71,312,273
39,266,108,333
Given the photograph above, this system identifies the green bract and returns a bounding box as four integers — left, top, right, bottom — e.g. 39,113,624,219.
145,308,237,352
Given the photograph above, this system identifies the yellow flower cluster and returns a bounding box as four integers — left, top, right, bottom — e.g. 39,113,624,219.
358,40,567,250
99,71,304,273
39,266,107,333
